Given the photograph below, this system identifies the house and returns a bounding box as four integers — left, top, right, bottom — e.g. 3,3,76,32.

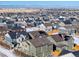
42,15,51,23
47,33,74,51
64,25,76,35
9,24,25,31
27,31,53,57
58,27,67,34
36,24,46,31
25,17,35,27
33,23,52,32
0,23,8,35
0,17,7,23
59,22,65,27
58,16,66,22
15,31,53,57
34,19,44,26
6,20,14,29
63,20,72,25
4,25,28,48
51,18,60,23
47,29,60,36
44,23,52,32
52,22,60,29
15,21,27,28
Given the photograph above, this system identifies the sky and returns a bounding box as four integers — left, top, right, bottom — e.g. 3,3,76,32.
0,1,79,8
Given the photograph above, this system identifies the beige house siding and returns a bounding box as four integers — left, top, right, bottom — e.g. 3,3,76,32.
47,36,74,51
47,37,57,45
16,41,31,55
47,45,53,56
27,41,36,56
66,38,74,50
16,41,36,56
57,41,68,46
18,40,53,57
36,45,53,57
41,45,48,57
36,47,42,57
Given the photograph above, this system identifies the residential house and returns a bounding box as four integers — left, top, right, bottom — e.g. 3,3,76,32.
59,22,65,27
25,17,35,27
58,16,66,22
6,20,15,29
16,31,53,57
52,22,60,29
63,20,72,25
58,27,67,34
27,31,53,57
47,33,74,51
0,23,8,43
26,26,46,32
15,21,27,28
44,23,52,32
47,29,60,36
34,19,44,27
0,23,8,35
64,25,76,35
4,25,26,47
41,15,51,23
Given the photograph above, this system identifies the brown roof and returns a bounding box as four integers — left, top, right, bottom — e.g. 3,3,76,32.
29,31,48,38
0,26,8,31
51,34,65,42
29,31,52,47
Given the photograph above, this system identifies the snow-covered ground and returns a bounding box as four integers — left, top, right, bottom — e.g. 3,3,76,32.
60,53,75,57
73,37,79,45
0,45,16,57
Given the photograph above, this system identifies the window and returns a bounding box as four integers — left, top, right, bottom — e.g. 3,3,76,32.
38,31,47,35
64,36,70,41
53,44,56,51
22,37,24,41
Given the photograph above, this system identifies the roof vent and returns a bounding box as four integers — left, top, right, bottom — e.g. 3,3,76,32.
39,36,42,38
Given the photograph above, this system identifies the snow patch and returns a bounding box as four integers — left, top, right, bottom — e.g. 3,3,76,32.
0,46,16,57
